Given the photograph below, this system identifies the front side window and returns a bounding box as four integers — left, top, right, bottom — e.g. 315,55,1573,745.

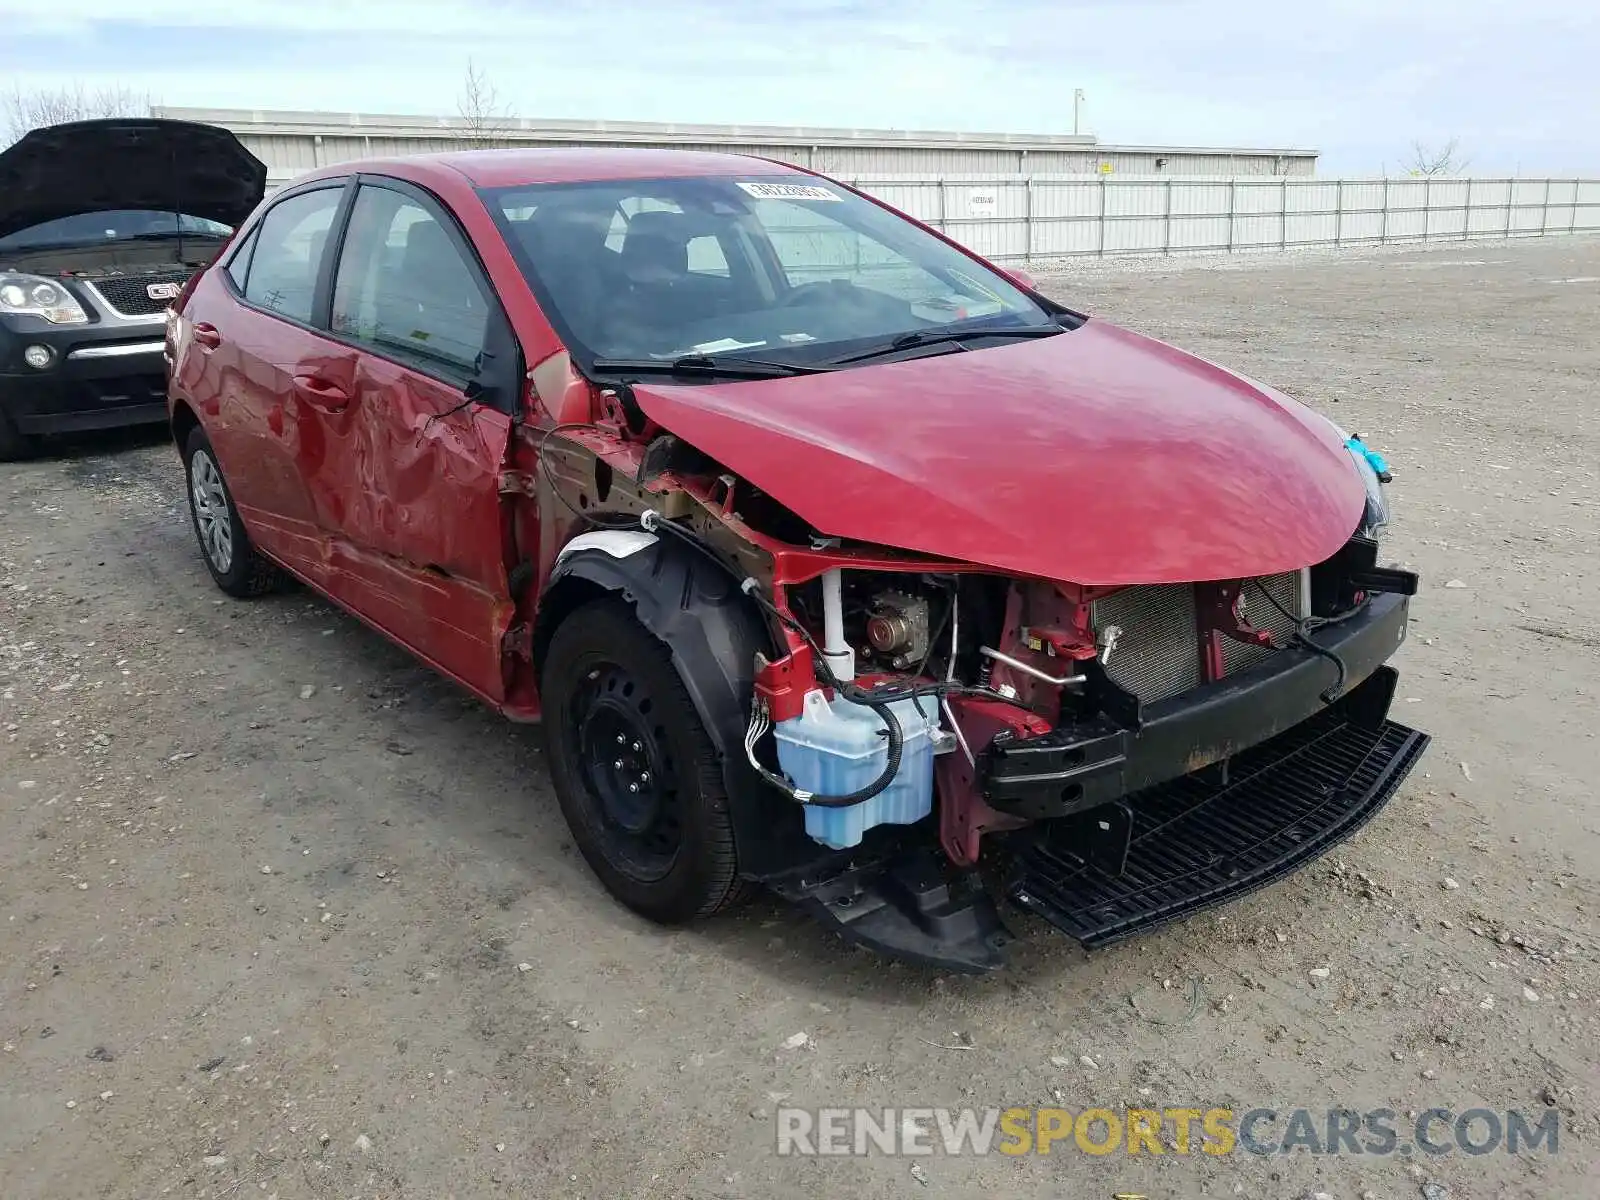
242,188,343,324
485,174,1050,368
331,186,489,381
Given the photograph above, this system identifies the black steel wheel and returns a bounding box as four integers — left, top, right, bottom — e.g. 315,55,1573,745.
542,599,748,923
573,661,683,880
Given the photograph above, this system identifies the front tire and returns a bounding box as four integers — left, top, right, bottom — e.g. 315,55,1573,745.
182,425,281,598
541,599,749,923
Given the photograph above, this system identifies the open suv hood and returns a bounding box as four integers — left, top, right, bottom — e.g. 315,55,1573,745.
0,118,267,241
628,320,1366,586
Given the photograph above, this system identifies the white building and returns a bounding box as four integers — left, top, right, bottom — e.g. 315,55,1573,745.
156,106,1319,192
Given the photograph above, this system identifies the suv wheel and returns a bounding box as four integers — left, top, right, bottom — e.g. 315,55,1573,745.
541,598,750,923
182,425,281,598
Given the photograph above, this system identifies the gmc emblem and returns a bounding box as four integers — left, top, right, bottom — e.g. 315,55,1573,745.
146,281,182,302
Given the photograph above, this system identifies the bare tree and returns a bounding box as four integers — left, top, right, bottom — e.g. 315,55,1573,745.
2,82,150,145
456,60,515,149
1406,137,1470,176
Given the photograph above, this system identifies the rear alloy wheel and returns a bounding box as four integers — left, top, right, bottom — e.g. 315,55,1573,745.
542,599,748,923
182,425,281,598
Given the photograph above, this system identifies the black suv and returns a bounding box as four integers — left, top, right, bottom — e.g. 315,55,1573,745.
0,118,266,459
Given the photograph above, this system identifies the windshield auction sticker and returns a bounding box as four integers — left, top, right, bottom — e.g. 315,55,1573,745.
737,181,843,201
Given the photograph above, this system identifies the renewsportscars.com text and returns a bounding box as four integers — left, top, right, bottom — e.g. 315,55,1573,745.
775,1106,1560,1158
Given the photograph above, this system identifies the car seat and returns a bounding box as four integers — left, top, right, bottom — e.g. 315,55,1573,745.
376,220,485,365
516,204,616,336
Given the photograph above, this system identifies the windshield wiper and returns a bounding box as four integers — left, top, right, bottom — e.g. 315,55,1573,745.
825,323,1066,367
589,353,834,380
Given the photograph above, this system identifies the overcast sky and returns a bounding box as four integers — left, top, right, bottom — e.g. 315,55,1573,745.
1,0,1593,174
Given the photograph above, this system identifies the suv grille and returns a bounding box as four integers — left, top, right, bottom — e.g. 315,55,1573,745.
1090,571,1307,702
87,271,191,318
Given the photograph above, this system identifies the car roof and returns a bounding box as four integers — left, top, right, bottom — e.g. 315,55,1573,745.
297,147,811,190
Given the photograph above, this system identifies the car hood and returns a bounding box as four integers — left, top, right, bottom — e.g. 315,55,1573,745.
628,320,1366,585
0,118,267,240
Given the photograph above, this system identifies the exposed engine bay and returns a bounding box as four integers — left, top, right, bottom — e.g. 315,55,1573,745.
523,413,1428,971
0,239,228,277
749,545,1413,855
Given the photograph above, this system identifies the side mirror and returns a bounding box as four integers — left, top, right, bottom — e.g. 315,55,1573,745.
1003,266,1038,292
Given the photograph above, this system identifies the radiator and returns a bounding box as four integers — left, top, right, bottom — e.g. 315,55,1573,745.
1090,571,1307,702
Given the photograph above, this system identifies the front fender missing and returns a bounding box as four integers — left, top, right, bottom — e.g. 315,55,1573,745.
536,535,837,880
535,535,766,755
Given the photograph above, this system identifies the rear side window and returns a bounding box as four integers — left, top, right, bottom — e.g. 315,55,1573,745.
242,188,343,324
330,186,489,382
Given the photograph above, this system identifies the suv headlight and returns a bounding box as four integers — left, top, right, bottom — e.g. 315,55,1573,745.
0,273,89,325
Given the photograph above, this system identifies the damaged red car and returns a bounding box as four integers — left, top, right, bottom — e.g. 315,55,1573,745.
166,149,1428,970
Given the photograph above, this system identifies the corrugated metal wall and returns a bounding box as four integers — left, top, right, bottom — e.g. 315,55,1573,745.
245,131,1311,179
847,175,1600,262
255,153,1600,263
223,112,1594,264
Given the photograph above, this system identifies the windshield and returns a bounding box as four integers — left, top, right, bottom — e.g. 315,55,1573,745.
483,174,1054,367
0,210,234,251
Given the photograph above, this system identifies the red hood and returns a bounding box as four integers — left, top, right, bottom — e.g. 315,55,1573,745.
629,320,1365,585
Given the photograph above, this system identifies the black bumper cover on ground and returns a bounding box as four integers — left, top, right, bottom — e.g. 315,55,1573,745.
1007,701,1430,949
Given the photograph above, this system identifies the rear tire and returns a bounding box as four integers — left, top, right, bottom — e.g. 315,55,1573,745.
182,425,281,598
541,598,750,923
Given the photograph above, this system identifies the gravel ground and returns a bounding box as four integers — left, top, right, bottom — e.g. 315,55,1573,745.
2,235,1596,1200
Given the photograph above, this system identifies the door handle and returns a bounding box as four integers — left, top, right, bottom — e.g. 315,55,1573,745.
192,322,222,349
292,375,352,413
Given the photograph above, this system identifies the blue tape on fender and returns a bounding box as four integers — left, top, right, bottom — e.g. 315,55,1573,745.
1346,435,1391,480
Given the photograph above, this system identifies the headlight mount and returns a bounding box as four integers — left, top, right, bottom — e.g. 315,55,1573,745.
1322,416,1392,538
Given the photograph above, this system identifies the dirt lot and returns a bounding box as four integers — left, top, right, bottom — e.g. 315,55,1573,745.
2,236,1596,1200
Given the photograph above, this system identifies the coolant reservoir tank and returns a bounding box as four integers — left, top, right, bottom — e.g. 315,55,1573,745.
773,688,939,850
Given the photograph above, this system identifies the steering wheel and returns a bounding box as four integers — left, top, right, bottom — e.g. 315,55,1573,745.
777,279,855,308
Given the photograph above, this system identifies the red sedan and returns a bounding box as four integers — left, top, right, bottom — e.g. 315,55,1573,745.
167,148,1427,971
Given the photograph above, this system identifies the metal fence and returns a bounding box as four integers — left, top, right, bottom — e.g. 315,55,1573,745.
845,175,1600,263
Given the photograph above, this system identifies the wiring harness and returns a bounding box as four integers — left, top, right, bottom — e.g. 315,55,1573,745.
636,510,1037,807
